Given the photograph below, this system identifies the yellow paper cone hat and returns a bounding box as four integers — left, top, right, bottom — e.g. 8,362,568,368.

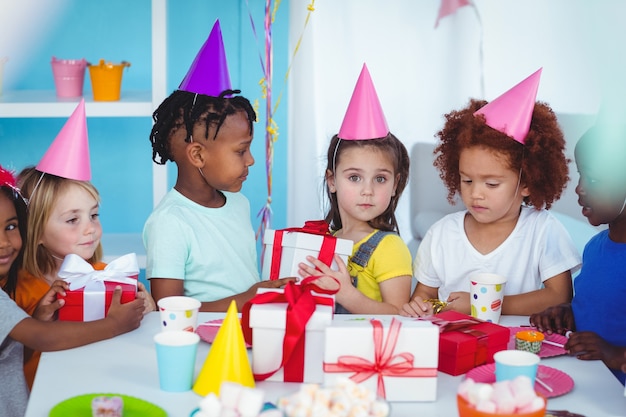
193,300,254,396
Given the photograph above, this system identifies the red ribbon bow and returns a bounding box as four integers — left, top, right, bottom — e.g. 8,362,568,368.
323,318,438,399
269,220,336,280
241,276,338,382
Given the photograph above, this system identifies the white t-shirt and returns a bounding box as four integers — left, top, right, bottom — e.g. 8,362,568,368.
414,206,582,301
143,189,260,302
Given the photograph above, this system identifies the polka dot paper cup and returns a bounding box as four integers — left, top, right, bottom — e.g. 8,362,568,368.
157,296,201,332
470,273,507,323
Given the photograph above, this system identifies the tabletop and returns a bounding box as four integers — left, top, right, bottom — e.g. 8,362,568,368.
25,312,626,417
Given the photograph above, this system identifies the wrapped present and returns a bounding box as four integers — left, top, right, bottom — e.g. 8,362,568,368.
261,220,353,280
57,253,138,322
423,311,509,376
323,316,439,402
241,277,336,383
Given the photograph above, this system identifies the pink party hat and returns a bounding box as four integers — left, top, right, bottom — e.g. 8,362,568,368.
36,99,91,180
474,68,543,144
179,19,232,97
338,63,389,140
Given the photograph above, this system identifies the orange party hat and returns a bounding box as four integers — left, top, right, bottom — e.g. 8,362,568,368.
193,300,254,397
36,99,91,180
473,68,542,145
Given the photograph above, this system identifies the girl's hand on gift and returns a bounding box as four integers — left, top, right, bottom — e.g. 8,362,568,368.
106,286,144,334
299,255,352,294
33,280,69,321
399,298,434,317
254,277,297,291
445,292,470,314
529,303,574,335
137,282,157,314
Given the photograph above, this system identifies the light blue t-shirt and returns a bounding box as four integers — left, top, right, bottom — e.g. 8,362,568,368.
0,289,30,417
143,189,260,301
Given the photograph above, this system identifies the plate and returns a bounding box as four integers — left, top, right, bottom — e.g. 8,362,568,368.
49,393,167,417
465,364,574,398
508,327,568,358
196,319,251,348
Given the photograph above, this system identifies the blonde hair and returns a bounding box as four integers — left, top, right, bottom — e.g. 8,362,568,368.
18,167,103,278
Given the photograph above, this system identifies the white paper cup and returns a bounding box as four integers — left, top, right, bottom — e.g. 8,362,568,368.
469,273,506,323
157,296,201,332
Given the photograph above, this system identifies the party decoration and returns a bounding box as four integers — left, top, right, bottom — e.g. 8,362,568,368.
338,63,389,140
474,68,542,144
193,300,255,396
179,19,232,97
435,0,471,28
248,0,317,251
36,99,91,181
0,165,17,188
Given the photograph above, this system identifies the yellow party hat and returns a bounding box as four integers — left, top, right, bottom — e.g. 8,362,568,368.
193,300,255,396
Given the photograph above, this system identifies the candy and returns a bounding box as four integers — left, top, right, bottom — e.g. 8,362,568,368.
459,377,546,415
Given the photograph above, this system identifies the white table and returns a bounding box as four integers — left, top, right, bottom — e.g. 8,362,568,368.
25,313,626,417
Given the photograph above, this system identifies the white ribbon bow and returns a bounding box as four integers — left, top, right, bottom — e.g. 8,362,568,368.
58,253,139,321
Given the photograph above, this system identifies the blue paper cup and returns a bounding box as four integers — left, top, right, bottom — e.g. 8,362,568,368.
494,350,540,386
154,330,200,392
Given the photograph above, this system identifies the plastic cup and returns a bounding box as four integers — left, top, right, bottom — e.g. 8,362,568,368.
88,59,130,101
493,350,540,386
470,273,506,323
154,330,200,392
51,57,87,98
157,296,201,332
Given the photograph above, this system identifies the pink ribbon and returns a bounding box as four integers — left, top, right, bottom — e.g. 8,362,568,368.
323,318,438,399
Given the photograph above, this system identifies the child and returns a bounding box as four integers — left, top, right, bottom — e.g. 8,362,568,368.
400,69,581,317
0,165,144,417
530,122,626,385
14,100,155,389
144,20,293,312
297,64,412,314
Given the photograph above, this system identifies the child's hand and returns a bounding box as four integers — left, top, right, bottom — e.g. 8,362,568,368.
298,255,351,294
255,277,297,290
32,280,69,321
399,298,434,317
136,282,157,314
445,291,470,314
529,303,574,335
566,331,626,370
106,286,144,334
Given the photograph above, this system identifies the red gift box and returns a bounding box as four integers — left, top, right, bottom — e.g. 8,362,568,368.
423,311,509,376
57,253,139,322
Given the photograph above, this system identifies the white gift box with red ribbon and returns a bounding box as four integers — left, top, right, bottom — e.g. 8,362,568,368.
323,316,439,401
57,253,138,321
261,221,353,281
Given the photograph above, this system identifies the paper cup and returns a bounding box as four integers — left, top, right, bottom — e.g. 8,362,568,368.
157,296,201,332
470,273,506,323
154,331,200,392
494,350,540,386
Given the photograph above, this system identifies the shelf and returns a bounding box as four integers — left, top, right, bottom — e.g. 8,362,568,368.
0,90,154,118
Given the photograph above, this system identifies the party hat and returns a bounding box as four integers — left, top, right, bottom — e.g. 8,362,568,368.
338,63,389,140
193,300,254,396
474,68,542,144
36,99,91,180
179,19,232,97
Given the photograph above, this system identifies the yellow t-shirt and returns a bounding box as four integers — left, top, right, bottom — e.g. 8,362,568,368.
347,231,413,302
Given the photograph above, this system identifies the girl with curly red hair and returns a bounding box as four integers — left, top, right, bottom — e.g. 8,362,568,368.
401,70,581,318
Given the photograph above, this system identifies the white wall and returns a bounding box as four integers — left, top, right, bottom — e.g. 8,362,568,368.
288,0,625,240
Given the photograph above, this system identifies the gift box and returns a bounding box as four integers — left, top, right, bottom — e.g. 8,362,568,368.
323,316,439,402
57,253,138,322
242,280,335,383
261,220,353,280
425,311,509,376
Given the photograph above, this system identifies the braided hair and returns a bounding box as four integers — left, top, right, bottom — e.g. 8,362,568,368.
149,89,257,164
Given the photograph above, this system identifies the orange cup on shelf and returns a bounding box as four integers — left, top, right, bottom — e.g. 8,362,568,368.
457,394,546,417
88,59,131,101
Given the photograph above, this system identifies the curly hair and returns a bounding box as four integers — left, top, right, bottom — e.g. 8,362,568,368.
434,99,570,209
149,89,257,164
0,185,27,298
324,133,410,233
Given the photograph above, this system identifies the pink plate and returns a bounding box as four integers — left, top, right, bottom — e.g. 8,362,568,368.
195,319,251,348
508,327,568,358
465,364,574,398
